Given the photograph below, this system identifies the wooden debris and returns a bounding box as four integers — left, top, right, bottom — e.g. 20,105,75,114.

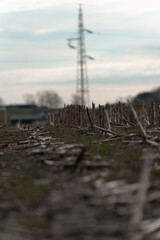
127,149,156,240
128,99,148,142
73,147,86,174
0,124,6,129
93,124,120,136
86,107,93,129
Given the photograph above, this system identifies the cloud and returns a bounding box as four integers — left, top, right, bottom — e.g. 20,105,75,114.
34,28,58,35
0,54,160,104
0,67,75,86
1,54,160,87
0,0,65,13
78,0,160,17
88,56,160,78
1,0,160,14
1,0,160,105
0,54,160,83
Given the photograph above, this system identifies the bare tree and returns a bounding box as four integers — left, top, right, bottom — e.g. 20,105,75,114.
0,97,4,105
71,94,81,105
23,94,36,105
37,90,63,109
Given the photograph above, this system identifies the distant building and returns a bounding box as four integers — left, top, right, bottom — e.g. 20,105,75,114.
5,104,37,109
10,113,47,125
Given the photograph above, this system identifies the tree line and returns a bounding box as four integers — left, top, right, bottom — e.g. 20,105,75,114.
0,90,82,109
23,90,63,109
134,87,160,105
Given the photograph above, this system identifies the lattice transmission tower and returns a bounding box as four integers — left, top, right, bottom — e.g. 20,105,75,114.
67,4,94,106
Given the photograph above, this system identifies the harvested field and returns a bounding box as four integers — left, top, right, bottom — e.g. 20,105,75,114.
0,102,160,240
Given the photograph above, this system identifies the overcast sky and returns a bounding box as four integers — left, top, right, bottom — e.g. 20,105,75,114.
0,0,160,105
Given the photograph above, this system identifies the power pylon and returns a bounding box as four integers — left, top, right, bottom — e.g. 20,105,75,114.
67,4,94,106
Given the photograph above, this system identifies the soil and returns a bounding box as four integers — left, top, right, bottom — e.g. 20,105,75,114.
0,126,160,240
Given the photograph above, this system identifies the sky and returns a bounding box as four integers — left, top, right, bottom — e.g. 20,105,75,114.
0,0,160,105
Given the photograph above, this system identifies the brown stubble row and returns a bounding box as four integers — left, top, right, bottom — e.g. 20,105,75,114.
47,100,160,140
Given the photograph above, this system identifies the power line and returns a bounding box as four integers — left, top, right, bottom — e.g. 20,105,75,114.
0,47,153,55
1,30,160,40
95,32,160,40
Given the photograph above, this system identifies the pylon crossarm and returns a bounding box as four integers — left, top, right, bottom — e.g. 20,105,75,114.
84,29,93,34
86,55,94,60
67,38,79,49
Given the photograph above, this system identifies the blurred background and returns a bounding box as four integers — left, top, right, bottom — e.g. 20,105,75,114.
0,0,160,106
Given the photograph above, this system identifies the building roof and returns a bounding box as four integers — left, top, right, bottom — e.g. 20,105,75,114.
11,114,42,121
1,104,37,109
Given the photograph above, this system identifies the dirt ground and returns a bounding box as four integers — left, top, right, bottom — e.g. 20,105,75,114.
0,126,160,240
